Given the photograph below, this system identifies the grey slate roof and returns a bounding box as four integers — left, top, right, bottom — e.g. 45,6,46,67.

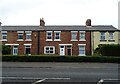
1,25,119,31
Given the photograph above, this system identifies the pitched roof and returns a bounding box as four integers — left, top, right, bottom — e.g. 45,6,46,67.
1,25,119,31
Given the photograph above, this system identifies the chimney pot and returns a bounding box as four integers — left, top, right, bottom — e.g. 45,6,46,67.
40,18,45,26
86,19,91,26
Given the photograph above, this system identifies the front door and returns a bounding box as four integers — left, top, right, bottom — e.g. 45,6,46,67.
60,46,65,56
13,46,18,55
67,49,71,56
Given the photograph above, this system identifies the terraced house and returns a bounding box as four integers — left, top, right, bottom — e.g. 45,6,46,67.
0,19,119,56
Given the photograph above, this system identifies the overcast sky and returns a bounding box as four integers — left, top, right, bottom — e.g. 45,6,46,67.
0,0,119,28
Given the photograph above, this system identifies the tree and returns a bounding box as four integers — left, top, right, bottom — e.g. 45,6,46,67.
2,45,11,55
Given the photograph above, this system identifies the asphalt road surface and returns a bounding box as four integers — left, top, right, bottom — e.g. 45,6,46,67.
1,62,120,84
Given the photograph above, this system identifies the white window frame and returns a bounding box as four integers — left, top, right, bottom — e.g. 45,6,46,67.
79,31,86,41
17,31,24,41
24,44,31,55
71,31,78,41
44,46,55,54
1,31,7,41
13,46,18,55
25,31,32,41
17,33,23,41
100,32,106,40
78,44,86,56
46,31,52,41
54,31,61,41
109,32,114,40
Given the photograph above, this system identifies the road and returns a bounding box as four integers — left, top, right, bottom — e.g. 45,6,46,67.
1,62,119,84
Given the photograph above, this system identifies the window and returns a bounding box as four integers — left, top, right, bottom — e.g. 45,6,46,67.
25,31,32,41
109,32,114,40
71,31,77,41
25,45,31,55
100,32,106,40
46,31,52,41
1,31,7,41
26,33,31,40
54,31,61,41
44,46,55,54
13,46,18,55
18,33,23,40
17,31,24,41
79,45,86,56
79,31,85,41
2,33,7,40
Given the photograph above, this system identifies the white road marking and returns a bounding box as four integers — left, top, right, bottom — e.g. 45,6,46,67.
32,79,46,84
97,79,120,84
32,78,70,84
32,77,70,84
45,78,70,80
97,79,104,84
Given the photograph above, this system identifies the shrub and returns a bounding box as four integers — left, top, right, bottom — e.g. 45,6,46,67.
94,44,120,56
2,45,11,55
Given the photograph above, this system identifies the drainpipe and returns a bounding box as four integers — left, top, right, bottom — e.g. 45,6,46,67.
90,31,91,55
37,31,40,55
91,31,94,55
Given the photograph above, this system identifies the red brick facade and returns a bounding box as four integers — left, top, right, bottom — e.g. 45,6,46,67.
2,31,39,55
39,30,91,55
1,30,91,56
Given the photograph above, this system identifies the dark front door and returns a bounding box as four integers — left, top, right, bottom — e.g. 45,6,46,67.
67,49,71,56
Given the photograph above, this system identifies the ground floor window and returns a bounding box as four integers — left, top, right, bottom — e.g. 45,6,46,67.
13,46,18,55
25,45,31,55
44,46,55,54
79,45,86,56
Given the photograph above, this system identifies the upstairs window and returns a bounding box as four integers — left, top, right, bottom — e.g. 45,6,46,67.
109,32,114,40
79,31,85,41
100,32,106,40
1,31,7,41
2,33,7,40
18,33,23,40
46,31,52,41
54,31,61,41
71,31,77,41
25,31,32,41
17,31,24,41
26,33,31,40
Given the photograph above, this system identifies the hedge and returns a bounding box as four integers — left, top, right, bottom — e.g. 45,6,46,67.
2,55,120,63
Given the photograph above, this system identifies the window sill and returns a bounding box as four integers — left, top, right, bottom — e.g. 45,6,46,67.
46,39,53,41
54,39,61,41
79,40,86,41
44,53,55,54
25,39,32,41
78,54,86,56
71,40,78,41
0,39,7,41
17,39,24,41
100,40,107,42
108,40,115,42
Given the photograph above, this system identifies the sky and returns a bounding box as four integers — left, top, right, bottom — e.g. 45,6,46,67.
0,0,119,28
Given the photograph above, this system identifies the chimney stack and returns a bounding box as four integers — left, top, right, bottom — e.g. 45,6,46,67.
40,18,45,26
0,22,2,26
85,19,91,26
